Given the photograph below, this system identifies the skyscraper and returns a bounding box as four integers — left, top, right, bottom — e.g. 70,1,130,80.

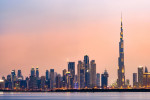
46,70,49,81
96,73,100,88
29,75,38,89
54,72,57,88
101,70,109,89
31,68,35,76
84,55,90,88
36,67,39,79
29,68,37,89
74,75,78,89
90,60,96,88
84,55,89,70
85,69,90,88
17,70,23,80
138,66,143,87
117,15,125,88
63,69,67,76
11,70,16,89
66,72,73,89
45,70,50,89
11,70,16,81
133,73,137,87
56,74,61,88
50,69,54,89
7,75,12,89
62,69,67,88
68,62,75,81
125,79,130,86
17,70,22,78
77,60,85,89
41,76,46,89
143,73,150,88
145,66,148,73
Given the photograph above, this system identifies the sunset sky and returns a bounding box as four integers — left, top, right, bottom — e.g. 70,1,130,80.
0,0,150,85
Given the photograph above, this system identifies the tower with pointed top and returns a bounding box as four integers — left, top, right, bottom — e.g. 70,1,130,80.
117,14,125,88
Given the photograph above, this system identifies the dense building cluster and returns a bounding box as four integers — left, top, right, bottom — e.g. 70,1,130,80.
0,55,109,90
133,66,150,88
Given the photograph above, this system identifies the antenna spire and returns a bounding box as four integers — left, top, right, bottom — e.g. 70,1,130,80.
121,12,122,27
121,12,122,21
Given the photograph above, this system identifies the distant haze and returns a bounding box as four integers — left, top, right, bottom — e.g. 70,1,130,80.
0,0,150,85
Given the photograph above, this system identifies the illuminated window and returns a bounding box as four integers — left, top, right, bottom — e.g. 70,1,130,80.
122,78,124,82
120,35,122,39
121,58,124,62
121,43,123,48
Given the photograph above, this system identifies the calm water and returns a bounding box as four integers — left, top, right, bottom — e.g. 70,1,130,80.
0,92,150,100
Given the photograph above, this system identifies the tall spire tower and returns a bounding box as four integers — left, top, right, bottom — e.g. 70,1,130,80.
117,14,125,88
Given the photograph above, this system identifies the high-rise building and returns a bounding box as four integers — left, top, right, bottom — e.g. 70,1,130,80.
11,70,16,81
138,66,143,87
68,62,75,81
90,60,96,88
54,72,57,88
117,15,125,88
84,55,89,70
17,70,21,78
66,72,71,89
143,73,150,88
69,77,74,89
26,77,29,89
56,74,61,88
125,79,130,86
0,80,5,89
133,73,137,87
29,75,38,89
46,70,49,81
19,80,27,89
65,71,74,89
74,75,78,89
41,76,46,89
80,69,85,89
36,67,39,79
17,70,23,80
29,68,37,89
45,70,50,89
11,70,16,89
145,66,148,73
96,73,100,88
77,61,85,89
101,70,109,88
7,75,11,82
6,75,12,89
2,76,5,81
143,67,150,87
84,55,90,88
85,69,90,88
31,68,35,76
63,69,67,76
62,69,67,88
50,69,54,89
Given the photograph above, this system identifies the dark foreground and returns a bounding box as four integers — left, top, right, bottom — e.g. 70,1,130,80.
1,89,150,92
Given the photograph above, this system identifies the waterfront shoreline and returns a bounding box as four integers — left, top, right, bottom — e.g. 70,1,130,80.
1,89,150,92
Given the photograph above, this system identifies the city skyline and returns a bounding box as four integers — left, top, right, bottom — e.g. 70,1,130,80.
1,0,150,86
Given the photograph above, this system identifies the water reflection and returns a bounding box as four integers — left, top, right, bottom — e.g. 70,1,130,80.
0,92,149,100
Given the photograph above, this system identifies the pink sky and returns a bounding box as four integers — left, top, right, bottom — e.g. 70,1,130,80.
0,0,150,85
